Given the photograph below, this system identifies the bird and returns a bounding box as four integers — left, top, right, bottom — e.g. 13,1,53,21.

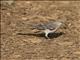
17,17,66,39
29,20,64,39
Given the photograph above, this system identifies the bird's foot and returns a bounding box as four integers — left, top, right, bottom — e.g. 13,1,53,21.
45,36,51,40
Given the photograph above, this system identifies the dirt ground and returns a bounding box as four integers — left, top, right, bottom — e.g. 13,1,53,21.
1,1,80,60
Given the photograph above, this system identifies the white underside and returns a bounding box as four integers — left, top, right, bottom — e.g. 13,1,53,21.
43,22,62,38
44,29,53,38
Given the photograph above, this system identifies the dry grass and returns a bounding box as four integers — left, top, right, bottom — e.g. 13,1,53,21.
1,1,80,60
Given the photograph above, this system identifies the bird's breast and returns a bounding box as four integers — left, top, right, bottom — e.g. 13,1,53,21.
44,29,53,34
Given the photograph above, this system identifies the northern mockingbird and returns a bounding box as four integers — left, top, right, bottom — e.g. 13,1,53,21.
30,21,63,39
17,19,65,39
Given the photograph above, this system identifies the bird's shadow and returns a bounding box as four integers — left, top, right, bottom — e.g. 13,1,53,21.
17,32,64,39
48,32,64,39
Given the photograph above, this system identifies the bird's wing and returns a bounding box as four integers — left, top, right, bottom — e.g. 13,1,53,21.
28,21,62,34
44,21,62,30
31,23,46,30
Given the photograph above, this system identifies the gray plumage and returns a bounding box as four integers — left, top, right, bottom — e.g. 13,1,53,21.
32,21,62,30
30,21,63,38
17,17,66,39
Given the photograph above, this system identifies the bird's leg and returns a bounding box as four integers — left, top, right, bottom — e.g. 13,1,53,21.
45,32,49,39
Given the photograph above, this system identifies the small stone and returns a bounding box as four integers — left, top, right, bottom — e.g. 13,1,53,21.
6,13,11,16
26,1,31,4
22,17,27,20
68,23,72,26
30,38,42,44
